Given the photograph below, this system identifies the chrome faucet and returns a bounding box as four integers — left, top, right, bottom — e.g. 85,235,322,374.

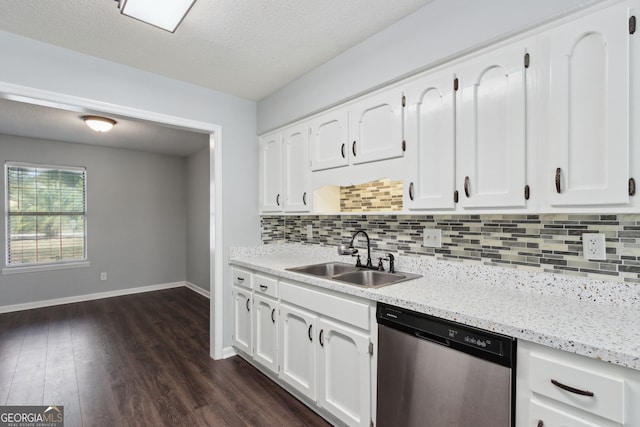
338,229,374,269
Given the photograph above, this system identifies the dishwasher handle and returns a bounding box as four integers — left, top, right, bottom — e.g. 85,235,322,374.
415,330,450,347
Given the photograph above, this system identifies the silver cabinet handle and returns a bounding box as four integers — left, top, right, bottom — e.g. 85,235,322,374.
464,176,470,198
555,168,562,194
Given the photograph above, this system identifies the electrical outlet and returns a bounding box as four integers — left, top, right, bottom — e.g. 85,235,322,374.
423,228,442,248
100,272,107,281
306,224,313,239
582,233,606,260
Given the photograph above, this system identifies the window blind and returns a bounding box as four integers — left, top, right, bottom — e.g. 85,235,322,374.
6,162,87,267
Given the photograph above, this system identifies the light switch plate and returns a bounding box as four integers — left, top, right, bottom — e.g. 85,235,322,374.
423,228,442,248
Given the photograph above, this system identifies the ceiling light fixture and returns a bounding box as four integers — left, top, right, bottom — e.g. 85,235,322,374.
117,0,197,33
82,116,117,133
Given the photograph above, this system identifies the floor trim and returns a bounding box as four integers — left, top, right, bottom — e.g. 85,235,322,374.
185,281,211,299
0,281,188,314
222,346,237,359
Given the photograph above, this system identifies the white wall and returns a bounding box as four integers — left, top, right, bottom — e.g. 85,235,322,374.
187,147,210,292
0,134,187,305
257,0,605,132
0,30,261,352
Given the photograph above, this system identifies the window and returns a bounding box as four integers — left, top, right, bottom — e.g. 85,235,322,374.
5,162,86,268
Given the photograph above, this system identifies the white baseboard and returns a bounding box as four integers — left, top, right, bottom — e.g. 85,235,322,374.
0,281,186,314
185,281,210,299
221,346,237,359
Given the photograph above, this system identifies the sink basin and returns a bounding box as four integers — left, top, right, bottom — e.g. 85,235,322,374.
287,262,360,277
331,270,409,287
286,262,421,288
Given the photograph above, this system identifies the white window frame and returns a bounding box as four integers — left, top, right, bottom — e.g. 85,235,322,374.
3,161,90,274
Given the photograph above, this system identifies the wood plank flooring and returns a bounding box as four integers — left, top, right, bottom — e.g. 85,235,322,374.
0,288,331,426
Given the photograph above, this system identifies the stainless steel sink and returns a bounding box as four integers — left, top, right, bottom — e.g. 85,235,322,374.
287,262,360,277
286,262,421,288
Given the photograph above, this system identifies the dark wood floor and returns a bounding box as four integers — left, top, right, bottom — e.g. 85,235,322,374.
0,287,331,427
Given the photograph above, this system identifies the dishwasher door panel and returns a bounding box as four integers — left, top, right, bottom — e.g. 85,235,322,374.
377,324,512,427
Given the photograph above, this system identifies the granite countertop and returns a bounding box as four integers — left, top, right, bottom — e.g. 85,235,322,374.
229,244,640,371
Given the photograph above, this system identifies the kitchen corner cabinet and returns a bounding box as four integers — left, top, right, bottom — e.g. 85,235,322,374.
517,340,640,426
403,68,457,210
349,88,405,165
309,108,350,171
259,125,311,214
456,40,530,209
546,4,633,207
259,133,283,212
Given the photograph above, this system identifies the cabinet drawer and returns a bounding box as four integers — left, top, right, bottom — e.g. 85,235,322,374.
280,281,370,330
232,268,253,289
254,274,278,298
529,352,625,423
530,399,611,427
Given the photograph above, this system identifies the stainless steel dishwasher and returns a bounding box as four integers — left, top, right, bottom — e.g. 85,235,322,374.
376,303,516,427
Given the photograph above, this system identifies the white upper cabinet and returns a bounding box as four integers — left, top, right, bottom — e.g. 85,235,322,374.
349,88,405,165
546,5,632,207
404,68,457,210
309,108,350,171
283,124,311,212
259,132,283,212
457,41,529,209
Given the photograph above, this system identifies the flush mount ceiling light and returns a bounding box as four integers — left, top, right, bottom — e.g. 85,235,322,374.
117,0,197,33
82,116,117,133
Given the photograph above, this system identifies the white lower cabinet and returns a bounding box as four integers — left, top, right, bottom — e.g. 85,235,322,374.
317,317,371,427
517,340,640,427
279,302,318,400
252,293,278,374
232,267,375,427
232,285,252,356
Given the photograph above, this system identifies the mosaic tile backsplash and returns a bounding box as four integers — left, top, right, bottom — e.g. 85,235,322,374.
340,178,403,212
261,214,640,284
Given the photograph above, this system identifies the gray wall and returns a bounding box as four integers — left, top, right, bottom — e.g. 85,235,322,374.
257,0,604,132
0,134,187,306
0,30,260,352
187,147,210,292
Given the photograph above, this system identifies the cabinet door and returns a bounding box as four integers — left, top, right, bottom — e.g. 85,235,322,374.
530,399,607,427
457,42,528,208
547,5,630,206
279,303,317,400
349,89,405,165
310,109,349,171
404,70,456,210
232,286,252,355
283,124,311,212
253,294,278,374
260,133,283,212
317,318,371,427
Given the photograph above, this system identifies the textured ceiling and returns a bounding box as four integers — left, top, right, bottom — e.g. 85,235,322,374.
0,0,434,101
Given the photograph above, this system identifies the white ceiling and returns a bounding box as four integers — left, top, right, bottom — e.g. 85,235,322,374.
0,0,433,156
0,97,210,157
0,0,434,101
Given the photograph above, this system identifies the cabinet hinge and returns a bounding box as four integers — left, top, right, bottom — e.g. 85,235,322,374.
453,77,459,91
453,190,459,203
524,53,530,69
630,16,636,34
368,342,374,355
524,185,530,200
402,140,406,152
401,95,406,107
